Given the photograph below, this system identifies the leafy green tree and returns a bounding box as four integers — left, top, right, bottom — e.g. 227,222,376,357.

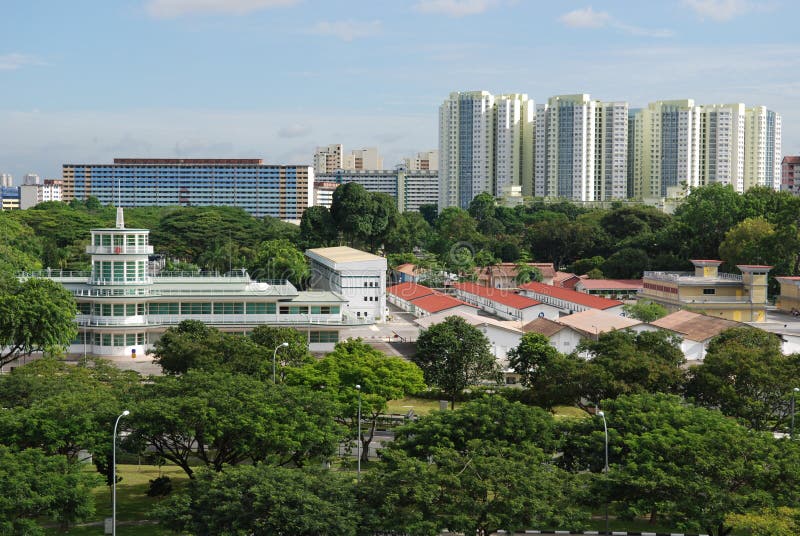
686,327,800,431
669,183,743,260
0,277,77,367
384,211,431,253
508,333,584,409
718,217,776,268
418,203,438,226
287,339,425,462
250,238,310,287
361,441,588,536
330,182,397,251
514,261,543,285
622,299,668,322
249,325,313,377
413,316,500,408
155,465,359,536
0,445,101,534
391,395,559,458
299,205,338,248
601,247,650,278
726,507,800,536
127,371,343,478
559,393,800,536
576,330,686,405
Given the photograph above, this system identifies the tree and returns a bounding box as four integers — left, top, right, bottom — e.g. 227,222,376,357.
0,446,101,534
418,203,438,226
718,216,776,269
686,327,800,431
126,371,343,478
726,507,800,536
360,441,588,536
249,325,313,376
514,262,543,285
0,277,77,368
391,395,559,458
287,339,425,462
155,465,359,536
507,333,584,409
558,393,800,536
384,211,431,253
601,247,650,279
250,238,310,287
299,205,337,249
623,299,668,322
412,316,500,408
576,330,686,406
330,182,398,251
669,183,743,260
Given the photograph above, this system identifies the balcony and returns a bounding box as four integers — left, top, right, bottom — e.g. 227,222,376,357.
644,271,743,283
86,245,154,255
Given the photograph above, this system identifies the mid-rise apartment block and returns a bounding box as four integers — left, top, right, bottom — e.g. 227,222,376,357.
20,179,63,209
314,144,343,174
403,150,438,171
316,169,438,212
61,158,313,221
781,156,800,195
344,147,383,170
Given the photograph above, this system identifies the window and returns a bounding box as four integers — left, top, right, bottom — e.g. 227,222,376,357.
182,302,212,315
246,302,276,314
703,288,716,295
113,304,125,316
213,302,244,315
113,334,125,346
278,305,309,315
113,262,124,282
77,303,92,315
149,303,179,315
126,334,136,345
309,331,339,343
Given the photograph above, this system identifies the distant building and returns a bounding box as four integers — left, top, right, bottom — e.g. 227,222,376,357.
781,156,800,195
61,158,313,222
313,181,338,207
20,179,63,209
744,106,781,190
403,150,438,171
0,173,12,187
519,281,624,316
344,147,383,170
474,262,557,288
574,279,642,300
640,259,771,322
452,282,555,322
0,186,20,210
306,246,387,323
387,282,476,318
314,144,343,174
650,310,742,362
316,169,438,212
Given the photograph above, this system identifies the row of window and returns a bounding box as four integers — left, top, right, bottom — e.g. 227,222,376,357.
93,261,148,282
78,302,341,316
75,332,147,346
309,331,339,343
93,234,148,247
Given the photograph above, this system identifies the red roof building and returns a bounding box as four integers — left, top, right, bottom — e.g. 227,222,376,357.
519,281,624,314
452,282,556,322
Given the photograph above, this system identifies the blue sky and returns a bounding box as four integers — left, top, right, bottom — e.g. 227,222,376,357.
1,0,798,180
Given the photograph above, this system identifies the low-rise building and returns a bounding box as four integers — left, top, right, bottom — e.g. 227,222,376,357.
519,281,624,315
453,282,556,322
474,262,557,288
305,246,387,324
521,317,584,355
649,310,741,362
555,309,650,340
574,279,642,299
640,260,771,322
387,282,476,318
775,276,800,314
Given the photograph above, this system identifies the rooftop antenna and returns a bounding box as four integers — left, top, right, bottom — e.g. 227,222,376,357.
115,175,124,229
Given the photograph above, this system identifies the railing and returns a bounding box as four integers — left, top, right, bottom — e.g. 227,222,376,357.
70,285,298,297
77,314,357,327
684,296,760,304
18,270,91,279
85,245,154,255
644,271,743,282
91,277,153,286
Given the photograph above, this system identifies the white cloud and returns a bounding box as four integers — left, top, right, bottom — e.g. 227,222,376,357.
559,6,672,37
309,20,382,42
681,0,752,21
145,0,298,19
412,0,500,17
0,53,44,71
559,6,611,28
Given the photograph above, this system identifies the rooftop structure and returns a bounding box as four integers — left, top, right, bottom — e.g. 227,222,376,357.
641,259,771,322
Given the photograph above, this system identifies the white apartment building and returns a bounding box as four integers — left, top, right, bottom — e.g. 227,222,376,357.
305,246,387,323
439,90,496,209
699,103,745,191
403,150,439,171
535,94,598,201
596,101,629,200
494,94,534,197
344,147,383,170
20,179,63,209
314,144,343,174
744,106,782,190
633,100,702,199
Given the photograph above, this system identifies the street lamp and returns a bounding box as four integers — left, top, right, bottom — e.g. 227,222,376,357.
792,387,799,439
112,410,130,536
272,342,289,384
356,384,362,482
597,410,609,536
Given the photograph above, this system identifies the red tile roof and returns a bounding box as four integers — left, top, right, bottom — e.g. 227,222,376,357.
387,282,434,301
453,282,542,310
519,281,623,310
783,156,800,164
411,293,474,314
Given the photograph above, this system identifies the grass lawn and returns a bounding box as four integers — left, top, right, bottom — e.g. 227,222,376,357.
46,464,190,535
385,396,446,416
552,405,591,419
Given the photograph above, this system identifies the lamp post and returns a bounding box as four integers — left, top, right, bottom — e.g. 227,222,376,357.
272,342,289,384
356,384,362,482
598,410,609,536
792,387,799,439
112,410,130,536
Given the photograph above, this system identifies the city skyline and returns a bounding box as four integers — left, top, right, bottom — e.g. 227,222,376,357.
1,0,798,180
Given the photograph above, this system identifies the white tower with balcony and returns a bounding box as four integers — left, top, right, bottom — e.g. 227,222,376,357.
82,208,154,357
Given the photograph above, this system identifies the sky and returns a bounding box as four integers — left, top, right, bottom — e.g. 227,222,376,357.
1,0,798,181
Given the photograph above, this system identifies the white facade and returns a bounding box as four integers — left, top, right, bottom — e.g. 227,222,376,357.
344,147,383,170
534,94,597,201
306,246,387,323
699,103,746,191
317,170,438,212
0,173,12,187
744,106,782,190
632,100,702,199
404,150,439,171
439,90,496,209
494,94,534,197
